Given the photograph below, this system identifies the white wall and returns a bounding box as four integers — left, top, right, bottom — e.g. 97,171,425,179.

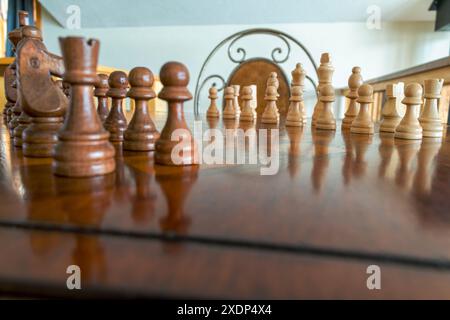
41,8,450,115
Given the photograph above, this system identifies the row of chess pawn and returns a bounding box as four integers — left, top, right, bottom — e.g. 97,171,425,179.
206,56,444,140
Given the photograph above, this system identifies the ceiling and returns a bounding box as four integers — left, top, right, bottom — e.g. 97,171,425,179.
39,0,436,29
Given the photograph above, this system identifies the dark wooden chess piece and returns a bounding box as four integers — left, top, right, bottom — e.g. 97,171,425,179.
7,11,29,135
123,66,159,151
19,26,68,157
53,36,115,177
94,73,109,123
104,71,128,143
155,62,198,165
3,63,17,125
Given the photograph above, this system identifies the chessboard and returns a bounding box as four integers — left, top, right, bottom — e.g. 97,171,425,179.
0,10,450,299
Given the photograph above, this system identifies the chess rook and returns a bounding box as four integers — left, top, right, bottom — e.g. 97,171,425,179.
395,83,423,140
155,61,198,166
104,71,128,143
206,84,220,118
123,66,159,151
53,37,115,177
350,84,374,135
342,67,363,129
316,84,336,130
419,79,444,138
94,73,110,123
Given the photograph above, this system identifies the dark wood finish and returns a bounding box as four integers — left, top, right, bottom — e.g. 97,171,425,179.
155,62,197,165
19,26,68,157
94,74,110,123
226,58,290,115
104,71,128,143
123,67,159,151
53,37,115,177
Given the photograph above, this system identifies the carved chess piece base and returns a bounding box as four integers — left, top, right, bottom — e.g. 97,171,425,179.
23,117,63,157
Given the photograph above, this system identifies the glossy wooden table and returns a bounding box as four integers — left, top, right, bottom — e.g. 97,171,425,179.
0,111,449,299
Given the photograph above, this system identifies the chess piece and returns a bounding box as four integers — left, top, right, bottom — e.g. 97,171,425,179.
206,84,220,118
222,86,236,119
123,66,159,151
62,81,71,98
240,86,255,122
267,72,280,96
285,86,304,127
342,67,363,129
316,84,336,130
104,71,128,143
53,36,115,177
291,63,307,124
233,84,241,116
155,61,198,166
380,83,403,133
7,11,29,134
350,84,374,135
395,83,423,140
419,79,444,138
261,85,279,124
94,74,110,123
3,62,16,125
20,26,68,157
312,53,334,126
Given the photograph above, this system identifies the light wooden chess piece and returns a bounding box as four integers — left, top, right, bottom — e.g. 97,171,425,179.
240,86,255,122
206,84,220,118
155,61,198,166
267,72,280,96
350,84,374,135
380,83,403,133
53,37,115,177
94,74,110,123
312,53,334,126
233,84,241,117
342,67,363,129
316,84,336,130
290,63,306,125
419,79,444,138
222,86,235,119
395,83,423,140
285,86,304,127
123,66,159,151
261,85,279,124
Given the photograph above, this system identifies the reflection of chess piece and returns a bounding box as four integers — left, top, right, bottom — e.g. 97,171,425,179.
378,132,395,179
233,85,241,117
311,129,335,193
413,137,442,196
240,86,256,122
206,84,220,118
222,86,236,120
352,134,373,178
351,84,374,135
286,126,303,178
156,166,198,234
342,67,363,130
395,140,421,190
316,84,336,130
130,159,156,224
380,83,402,133
395,83,423,140
261,85,279,124
312,53,334,126
94,73,110,123
419,79,444,138
341,130,354,185
285,86,304,127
